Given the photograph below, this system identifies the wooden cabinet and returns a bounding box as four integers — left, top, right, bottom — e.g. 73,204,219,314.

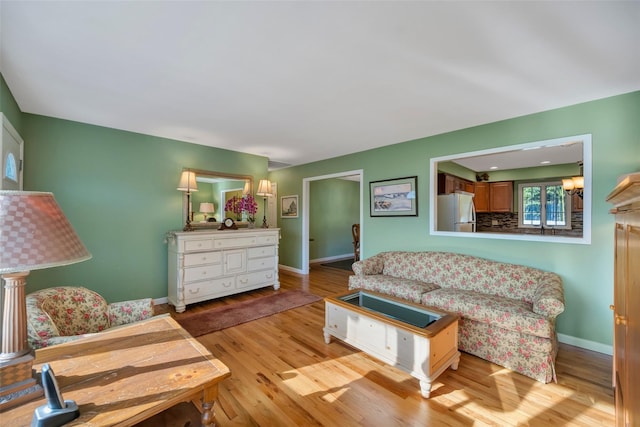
167,228,280,312
474,182,490,212
438,173,473,195
474,181,512,212
606,172,640,427
572,193,584,212
489,181,513,212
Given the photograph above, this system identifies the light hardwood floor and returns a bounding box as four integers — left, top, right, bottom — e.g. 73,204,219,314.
157,263,614,426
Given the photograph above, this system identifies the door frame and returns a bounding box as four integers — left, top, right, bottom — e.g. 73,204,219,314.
301,169,363,274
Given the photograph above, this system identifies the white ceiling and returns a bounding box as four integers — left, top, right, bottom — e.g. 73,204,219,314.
1,1,638,169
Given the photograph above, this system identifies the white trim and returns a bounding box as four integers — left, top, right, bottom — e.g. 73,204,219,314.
310,253,353,264
153,296,169,305
302,169,364,275
558,333,612,355
278,264,305,274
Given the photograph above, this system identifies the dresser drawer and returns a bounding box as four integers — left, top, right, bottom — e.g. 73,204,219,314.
247,245,275,259
237,270,276,289
183,277,235,304
183,239,215,252
214,236,257,249
256,234,278,245
184,264,224,283
184,251,222,267
247,256,275,272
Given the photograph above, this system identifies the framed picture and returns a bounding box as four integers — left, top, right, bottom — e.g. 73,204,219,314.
281,195,299,218
369,176,418,217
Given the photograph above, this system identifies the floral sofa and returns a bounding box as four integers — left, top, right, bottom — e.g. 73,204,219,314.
348,251,564,383
26,286,154,349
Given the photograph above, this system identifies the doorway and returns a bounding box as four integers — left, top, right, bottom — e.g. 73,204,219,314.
301,170,363,274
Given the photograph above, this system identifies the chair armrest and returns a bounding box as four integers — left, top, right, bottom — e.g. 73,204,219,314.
532,273,565,317
352,253,385,275
108,298,155,327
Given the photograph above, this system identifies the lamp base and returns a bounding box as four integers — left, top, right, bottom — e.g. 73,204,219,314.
0,352,44,410
261,216,269,228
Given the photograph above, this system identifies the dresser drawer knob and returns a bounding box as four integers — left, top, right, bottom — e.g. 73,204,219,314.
188,288,200,294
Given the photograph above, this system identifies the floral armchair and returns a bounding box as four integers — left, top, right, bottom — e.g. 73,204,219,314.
26,286,154,349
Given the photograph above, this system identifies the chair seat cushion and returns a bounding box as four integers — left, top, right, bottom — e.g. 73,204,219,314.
39,287,110,336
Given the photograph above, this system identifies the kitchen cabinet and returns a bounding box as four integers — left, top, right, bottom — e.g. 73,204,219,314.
438,173,473,195
473,181,512,213
489,181,513,212
572,193,584,212
606,173,640,427
474,182,490,212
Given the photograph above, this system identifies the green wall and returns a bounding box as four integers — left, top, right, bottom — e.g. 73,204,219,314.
309,178,359,260
1,102,269,303
270,91,640,349
1,74,23,134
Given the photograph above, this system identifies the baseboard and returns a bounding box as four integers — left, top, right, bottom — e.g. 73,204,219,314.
310,254,353,264
153,296,168,305
558,333,613,355
278,264,305,274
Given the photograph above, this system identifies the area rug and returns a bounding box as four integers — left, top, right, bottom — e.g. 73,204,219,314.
320,258,355,271
176,290,322,337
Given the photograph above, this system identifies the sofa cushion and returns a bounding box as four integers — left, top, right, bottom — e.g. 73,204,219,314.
421,288,554,339
349,275,440,304
380,251,548,303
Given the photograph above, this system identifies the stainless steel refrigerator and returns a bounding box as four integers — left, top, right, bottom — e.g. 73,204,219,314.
437,191,476,232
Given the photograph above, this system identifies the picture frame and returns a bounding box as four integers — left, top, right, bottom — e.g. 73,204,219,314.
369,176,418,217
281,195,299,218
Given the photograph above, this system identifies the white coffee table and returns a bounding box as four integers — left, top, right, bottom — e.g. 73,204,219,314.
324,290,460,398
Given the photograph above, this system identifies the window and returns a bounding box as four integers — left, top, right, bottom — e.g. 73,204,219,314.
4,152,18,182
518,181,571,229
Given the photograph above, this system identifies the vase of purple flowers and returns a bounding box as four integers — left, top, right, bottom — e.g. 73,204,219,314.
224,194,258,227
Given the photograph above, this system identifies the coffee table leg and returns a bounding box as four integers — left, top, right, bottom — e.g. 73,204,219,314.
323,328,331,344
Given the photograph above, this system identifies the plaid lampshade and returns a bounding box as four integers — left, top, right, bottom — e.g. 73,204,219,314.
0,191,91,274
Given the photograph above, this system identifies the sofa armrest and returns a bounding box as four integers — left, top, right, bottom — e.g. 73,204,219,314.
532,273,565,317
352,253,385,275
108,298,155,327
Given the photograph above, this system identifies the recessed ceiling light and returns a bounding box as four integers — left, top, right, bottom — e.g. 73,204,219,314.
490,166,498,170
540,160,551,164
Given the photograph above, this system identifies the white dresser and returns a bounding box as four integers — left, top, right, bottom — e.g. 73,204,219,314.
167,228,280,312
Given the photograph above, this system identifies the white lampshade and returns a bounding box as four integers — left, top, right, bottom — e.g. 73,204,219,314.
256,179,272,197
572,176,584,189
199,202,215,213
177,170,198,192
562,178,575,191
0,191,92,274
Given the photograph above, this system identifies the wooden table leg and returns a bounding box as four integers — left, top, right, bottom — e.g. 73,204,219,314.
200,385,219,427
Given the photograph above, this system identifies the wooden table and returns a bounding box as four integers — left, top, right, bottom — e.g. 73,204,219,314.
1,315,231,426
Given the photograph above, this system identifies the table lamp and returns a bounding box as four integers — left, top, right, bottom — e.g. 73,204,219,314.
199,202,215,222
256,179,272,228
0,191,91,410
177,170,199,231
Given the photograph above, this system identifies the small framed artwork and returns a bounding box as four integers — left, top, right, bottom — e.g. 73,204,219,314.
281,195,299,218
370,176,418,217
